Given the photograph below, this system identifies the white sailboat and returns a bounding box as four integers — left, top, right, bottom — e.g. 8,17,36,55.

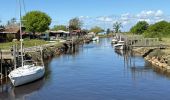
8,0,45,87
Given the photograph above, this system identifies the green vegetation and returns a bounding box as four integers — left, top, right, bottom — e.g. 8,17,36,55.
6,17,18,27
52,25,67,31
0,39,48,50
89,26,104,34
131,21,170,39
144,21,170,39
149,49,165,58
22,11,51,37
130,21,149,35
69,17,83,31
113,22,122,33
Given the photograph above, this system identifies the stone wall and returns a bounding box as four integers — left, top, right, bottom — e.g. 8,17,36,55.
133,47,170,73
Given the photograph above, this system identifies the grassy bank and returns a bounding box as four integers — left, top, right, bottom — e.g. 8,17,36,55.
160,38,170,46
0,39,48,50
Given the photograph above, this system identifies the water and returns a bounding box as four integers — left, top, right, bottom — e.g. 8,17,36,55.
1,38,170,100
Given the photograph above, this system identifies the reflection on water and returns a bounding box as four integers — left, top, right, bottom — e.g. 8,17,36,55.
0,78,45,100
1,38,170,100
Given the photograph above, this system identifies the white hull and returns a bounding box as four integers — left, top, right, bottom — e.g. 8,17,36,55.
8,65,45,86
111,39,118,44
92,36,99,41
114,44,124,50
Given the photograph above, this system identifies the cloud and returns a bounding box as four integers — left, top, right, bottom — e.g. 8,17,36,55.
96,16,113,22
79,16,90,19
79,10,169,31
136,10,165,23
155,10,163,17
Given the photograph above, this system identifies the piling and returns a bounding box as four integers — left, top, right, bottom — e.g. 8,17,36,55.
0,48,2,80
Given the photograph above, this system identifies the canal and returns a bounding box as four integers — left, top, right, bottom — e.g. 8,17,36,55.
1,38,170,100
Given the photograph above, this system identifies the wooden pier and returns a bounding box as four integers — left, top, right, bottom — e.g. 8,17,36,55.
0,49,12,80
115,33,167,49
0,36,91,80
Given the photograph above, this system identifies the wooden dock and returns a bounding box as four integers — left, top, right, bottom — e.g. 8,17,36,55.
115,33,167,49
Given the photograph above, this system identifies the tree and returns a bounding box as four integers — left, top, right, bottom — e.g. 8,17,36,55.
144,21,170,39
69,17,83,31
52,25,67,31
22,11,51,38
11,18,17,24
130,21,149,34
106,28,111,35
113,22,122,33
6,17,18,27
90,26,104,34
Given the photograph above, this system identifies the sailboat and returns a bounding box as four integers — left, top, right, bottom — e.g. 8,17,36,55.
8,0,45,87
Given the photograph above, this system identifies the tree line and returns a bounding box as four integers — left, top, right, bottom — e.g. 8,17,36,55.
130,20,170,39
0,10,124,37
6,10,169,39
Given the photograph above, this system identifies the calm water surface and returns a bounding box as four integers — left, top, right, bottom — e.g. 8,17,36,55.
1,38,170,100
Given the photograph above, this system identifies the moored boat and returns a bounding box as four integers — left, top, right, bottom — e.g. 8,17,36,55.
111,38,118,44
92,36,99,41
114,43,124,50
8,61,45,86
8,0,45,87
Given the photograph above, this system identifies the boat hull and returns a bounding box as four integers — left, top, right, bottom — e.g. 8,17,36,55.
8,66,45,87
92,36,99,41
114,44,124,50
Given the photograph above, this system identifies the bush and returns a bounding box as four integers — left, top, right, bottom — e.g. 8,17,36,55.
6,34,15,42
149,49,165,58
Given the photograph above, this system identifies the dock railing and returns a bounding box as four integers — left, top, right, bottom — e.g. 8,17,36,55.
116,34,162,49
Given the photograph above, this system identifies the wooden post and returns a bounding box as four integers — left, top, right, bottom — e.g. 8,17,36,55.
0,48,2,80
13,45,16,69
5,64,7,78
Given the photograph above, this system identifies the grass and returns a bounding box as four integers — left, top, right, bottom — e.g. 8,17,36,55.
0,39,49,50
161,38,170,46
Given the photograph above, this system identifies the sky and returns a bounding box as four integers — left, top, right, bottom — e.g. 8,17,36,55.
0,0,170,31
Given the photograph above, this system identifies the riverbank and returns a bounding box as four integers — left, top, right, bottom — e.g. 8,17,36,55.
0,37,92,79
132,43,170,73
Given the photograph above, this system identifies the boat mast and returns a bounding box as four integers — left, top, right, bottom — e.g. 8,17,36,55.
19,0,24,67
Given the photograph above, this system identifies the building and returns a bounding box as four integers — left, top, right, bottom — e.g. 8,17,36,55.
0,26,25,42
49,30,70,40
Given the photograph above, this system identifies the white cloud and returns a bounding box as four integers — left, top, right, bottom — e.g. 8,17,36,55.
138,18,152,23
96,16,113,22
79,16,90,19
137,10,154,19
155,10,163,17
79,10,169,31
136,10,164,20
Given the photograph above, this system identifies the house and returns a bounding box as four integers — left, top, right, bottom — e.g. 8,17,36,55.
0,26,20,42
39,33,49,41
0,26,25,42
70,30,82,36
49,30,70,40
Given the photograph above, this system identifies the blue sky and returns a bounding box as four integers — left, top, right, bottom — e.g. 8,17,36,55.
0,0,170,31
